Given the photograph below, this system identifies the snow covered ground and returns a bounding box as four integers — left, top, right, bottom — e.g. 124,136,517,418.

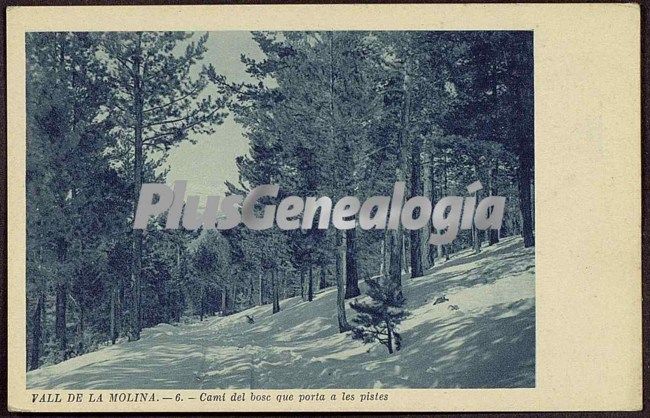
27,236,535,389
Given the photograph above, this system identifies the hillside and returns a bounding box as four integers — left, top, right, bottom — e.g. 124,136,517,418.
27,236,535,389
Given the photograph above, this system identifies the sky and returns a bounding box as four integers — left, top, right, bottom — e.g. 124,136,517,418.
164,31,264,197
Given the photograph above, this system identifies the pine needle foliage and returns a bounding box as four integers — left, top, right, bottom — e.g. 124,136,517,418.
350,276,409,354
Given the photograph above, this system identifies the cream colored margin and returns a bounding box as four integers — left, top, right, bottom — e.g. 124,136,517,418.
6,3,642,412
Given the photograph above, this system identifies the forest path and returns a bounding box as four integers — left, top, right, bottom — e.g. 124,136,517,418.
27,236,535,389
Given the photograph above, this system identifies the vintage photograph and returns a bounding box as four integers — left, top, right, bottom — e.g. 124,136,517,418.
23,30,536,390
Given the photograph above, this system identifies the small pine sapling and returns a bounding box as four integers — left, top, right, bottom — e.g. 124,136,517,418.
350,276,409,354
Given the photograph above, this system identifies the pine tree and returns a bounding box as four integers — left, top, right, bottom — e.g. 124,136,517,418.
101,31,226,339
26,32,122,366
440,31,534,248
350,276,409,354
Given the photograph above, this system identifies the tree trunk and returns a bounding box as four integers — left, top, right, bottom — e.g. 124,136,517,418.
471,164,482,254
248,274,253,308
388,64,411,294
425,141,435,268
518,154,535,247
211,287,217,316
388,181,406,295
220,288,226,315
110,288,118,344
388,228,403,299
386,322,394,354
335,229,351,331
409,228,423,277
473,221,482,254
281,269,288,299
256,272,263,306
442,152,450,261
344,228,361,299
76,306,85,355
530,179,535,233
29,294,43,371
55,280,67,358
200,284,205,321
130,34,144,341
110,291,115,343
328,33,349,331
379,229,388,277
308,263,314,301
171,244,183,322
489,161,500,245
300,268,306,301
402,234,410,274
409,133,424,278
230,284,234,313
117,274,124,338
319,263,327,290
271,269,280,314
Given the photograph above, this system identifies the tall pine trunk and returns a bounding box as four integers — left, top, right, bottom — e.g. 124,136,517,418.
344,228,361,298
489,161,500,245
53,37,66,361
271,269,280,314
220,288,226,315
76,306,85,354
328,32,350,332
199,284,205,321
420,136,437,269
387,64,411,297
379,229,388,276
409,132,424,278
473,218,482,254
55,280,67,358
423,136,434,269
518,153,535,247
110,287,119,344
472,165,482,254
257,272,263,305
409,226,423,277
402,235,410,274
29,294,43,371
388,228,403,298
308,263,314,301
251,272,262,306
386,322,394,354
442,152,450,261
319,263,327,290
130,33,144,341
335,229,350,331
231,283,237,314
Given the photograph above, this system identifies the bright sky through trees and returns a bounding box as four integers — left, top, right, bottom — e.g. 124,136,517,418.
166,32,263,197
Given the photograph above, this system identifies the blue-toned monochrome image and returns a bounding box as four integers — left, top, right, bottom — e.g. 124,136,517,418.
25,31,535,389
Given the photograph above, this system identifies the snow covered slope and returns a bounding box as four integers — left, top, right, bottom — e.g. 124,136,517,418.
27,236,534,389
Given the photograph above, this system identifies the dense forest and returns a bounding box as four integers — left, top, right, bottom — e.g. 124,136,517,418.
25,31,534,370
